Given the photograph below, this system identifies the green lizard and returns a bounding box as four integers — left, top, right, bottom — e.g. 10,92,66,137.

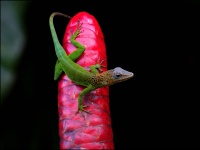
49,12,134,114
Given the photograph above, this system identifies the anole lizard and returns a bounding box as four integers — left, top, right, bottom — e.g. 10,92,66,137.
49,12,134,114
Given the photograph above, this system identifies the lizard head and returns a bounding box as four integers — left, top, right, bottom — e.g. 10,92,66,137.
94,67,134,87
111,67,134,83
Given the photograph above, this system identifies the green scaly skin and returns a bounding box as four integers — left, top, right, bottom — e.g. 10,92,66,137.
49,12,134,114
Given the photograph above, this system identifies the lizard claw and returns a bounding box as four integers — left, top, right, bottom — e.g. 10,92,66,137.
97,59,106,72
99,59,106,67
70,19,84,38
75,105,90,118
81,107,90,114
76,19,84,36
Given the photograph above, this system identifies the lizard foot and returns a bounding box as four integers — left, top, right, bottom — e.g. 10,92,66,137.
75,105,90,119
96,59,106,72
70,18,84,38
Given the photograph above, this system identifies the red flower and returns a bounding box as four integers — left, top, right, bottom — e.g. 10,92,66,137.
58,12,114,149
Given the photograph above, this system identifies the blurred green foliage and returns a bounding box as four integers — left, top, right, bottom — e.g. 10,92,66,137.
1,2,60,149
1,1,29,102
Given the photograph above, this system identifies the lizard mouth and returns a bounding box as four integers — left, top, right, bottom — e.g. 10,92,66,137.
118,72,134,82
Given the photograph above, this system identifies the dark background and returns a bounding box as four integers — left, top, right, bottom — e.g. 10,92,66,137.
1,1,199,149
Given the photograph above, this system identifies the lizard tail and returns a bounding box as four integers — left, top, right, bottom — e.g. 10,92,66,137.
49,12,71,51
50,12,71,19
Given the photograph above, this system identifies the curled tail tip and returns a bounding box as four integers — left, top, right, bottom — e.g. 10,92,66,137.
50,12,71,19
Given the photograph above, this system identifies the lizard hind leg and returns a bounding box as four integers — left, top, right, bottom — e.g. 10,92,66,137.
54,46,86,81
54,59,63,80
54,20,86,80
70,19,85,49
68,48,85,62
69,19,86,62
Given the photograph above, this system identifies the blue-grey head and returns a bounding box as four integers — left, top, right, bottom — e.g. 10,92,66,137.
94,67,134,87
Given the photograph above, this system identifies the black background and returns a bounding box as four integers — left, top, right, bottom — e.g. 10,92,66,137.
1,1,199,149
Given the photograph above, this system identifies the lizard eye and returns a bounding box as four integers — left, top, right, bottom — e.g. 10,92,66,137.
114,73,122,79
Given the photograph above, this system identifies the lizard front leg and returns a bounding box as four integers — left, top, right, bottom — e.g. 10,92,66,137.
90,59,106,74
76,84,95,114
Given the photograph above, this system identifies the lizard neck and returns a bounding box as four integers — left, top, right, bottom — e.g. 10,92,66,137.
88,70,115,87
